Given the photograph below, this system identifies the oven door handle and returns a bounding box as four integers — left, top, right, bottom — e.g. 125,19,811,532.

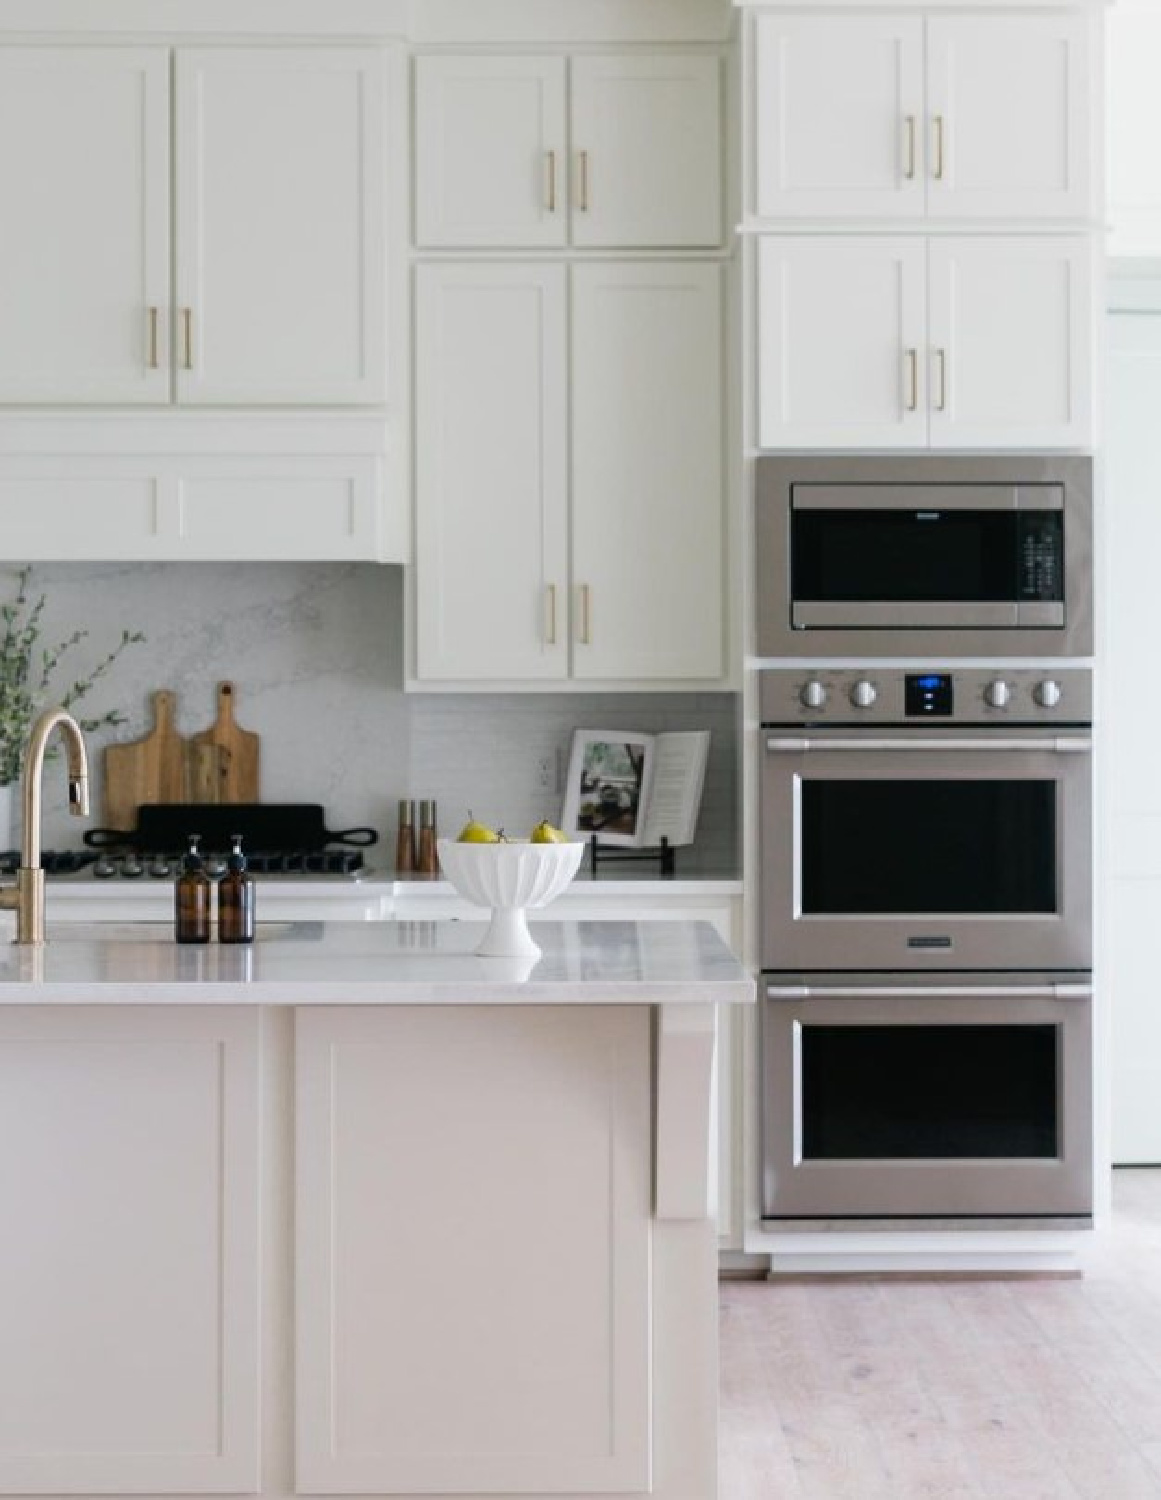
764,736,1092,754
765,983,1093,1001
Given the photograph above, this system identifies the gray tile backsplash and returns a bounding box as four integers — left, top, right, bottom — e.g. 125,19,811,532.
11,562,738,870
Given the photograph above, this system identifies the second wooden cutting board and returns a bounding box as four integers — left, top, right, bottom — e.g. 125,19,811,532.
189,682,260,804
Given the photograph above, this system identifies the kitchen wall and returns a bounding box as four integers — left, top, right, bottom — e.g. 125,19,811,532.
13,562,739,871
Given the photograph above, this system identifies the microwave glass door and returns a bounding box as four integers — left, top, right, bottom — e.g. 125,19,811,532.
791,504,1063,608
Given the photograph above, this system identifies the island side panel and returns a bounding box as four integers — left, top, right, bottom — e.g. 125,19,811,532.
0,1006,261,1494
294,1004,652,1496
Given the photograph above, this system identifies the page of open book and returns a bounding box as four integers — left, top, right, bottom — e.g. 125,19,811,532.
642,731,710,848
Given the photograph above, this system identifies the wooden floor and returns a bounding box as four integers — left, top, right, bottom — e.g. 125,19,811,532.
720,1170,1161,1499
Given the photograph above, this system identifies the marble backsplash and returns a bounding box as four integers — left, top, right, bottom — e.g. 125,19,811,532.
8,562,739,871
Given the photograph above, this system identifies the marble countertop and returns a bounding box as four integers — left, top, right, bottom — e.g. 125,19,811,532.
0,919,755,1006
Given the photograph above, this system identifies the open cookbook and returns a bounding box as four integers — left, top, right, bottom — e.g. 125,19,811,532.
560,728,710,849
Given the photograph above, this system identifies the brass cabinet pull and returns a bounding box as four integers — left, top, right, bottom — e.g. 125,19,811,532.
181,307,194,370
147,306,160,369
903,115,916,180
579,583,591,644
545,150,557,213
935,347,947,411
577,150,590,212
545,583,557,645
932,114,945,180
904,348,918,412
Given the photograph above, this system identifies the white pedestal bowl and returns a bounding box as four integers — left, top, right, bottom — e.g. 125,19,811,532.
435,838,585,958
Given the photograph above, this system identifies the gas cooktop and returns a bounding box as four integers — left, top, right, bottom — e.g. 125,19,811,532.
0,849,368,880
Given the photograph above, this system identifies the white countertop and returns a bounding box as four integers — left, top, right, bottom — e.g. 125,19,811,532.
0,918,755,1006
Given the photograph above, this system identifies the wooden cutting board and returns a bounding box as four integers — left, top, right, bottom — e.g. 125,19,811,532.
103,689,189,831
189,681,260,804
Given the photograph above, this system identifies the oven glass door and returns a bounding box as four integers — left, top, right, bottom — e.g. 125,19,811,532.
761,981,1093,1221
760,733,1091,971
789,486,1063,629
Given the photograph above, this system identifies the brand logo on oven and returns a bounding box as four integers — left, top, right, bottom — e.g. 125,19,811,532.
908,935,953,949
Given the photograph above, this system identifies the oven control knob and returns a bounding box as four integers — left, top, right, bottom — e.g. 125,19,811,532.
849,679,878,710
985,679,1012,709
799,680,828,710
1034,679,1063,709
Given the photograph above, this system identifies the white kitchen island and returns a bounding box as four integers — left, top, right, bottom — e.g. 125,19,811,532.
0,919,752,1500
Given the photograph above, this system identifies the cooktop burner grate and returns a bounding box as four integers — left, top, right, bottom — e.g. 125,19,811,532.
0,849,367,879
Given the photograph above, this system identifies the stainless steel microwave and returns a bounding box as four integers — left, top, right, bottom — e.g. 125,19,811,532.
756,454,1093,657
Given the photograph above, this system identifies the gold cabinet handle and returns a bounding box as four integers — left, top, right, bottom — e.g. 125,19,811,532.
932,114,945,180
903,115,916,180
545,583,557,645
904,348,918,412
934,348,947,412
577,150,590,212
579,583,591,644
545,150,557,213
181,307,194,370
147,306,160,369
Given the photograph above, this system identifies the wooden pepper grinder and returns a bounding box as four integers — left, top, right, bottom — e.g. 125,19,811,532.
417,799,440,875
395,799,417,875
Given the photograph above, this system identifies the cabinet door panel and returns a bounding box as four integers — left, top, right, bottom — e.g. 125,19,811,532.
928,237,1092,449
295,1006,650,1494
0,1008,259,1493
415,55,567,248
0,48,169,404
571,263,725,681
571,54,722,248
757,237,927,449
927,16,1091,220
754,15,924,219
175,48,386,405
415,264,568,681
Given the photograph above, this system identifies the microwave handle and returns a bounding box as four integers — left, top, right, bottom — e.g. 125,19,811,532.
766,983,1093,1002
765,735,1091,754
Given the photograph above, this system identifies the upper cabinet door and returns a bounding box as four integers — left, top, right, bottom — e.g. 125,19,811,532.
926,15,1092,220
754,15,924,220
175,49,387,406
571,263,724,681
0,48,170,404
415,263,569,682
570,55,722,248
756,236,928,450
927,236,1093,450
414,56,567,248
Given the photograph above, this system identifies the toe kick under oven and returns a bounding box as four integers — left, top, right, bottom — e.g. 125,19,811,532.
758,666,1093,1225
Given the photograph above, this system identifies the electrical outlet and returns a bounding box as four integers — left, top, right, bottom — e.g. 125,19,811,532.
536,755,553,792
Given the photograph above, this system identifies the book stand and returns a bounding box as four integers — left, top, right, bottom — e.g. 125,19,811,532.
588,834,676,878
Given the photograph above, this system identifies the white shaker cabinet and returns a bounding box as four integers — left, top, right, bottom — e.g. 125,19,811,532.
414,262,725,685
571,262,725,680
414,263,569,681
0,1007,260,1495
752,11,1092,222
295,1005,652,1495
415,52,722,249
757,234,1092,450
0,48,171,404
174,49,387,405
0,45,387,407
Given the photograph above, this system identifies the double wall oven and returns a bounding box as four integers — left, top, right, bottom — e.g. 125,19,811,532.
756,456,1095,1228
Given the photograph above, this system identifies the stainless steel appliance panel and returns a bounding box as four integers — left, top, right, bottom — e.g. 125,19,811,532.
760,975,1094,1222
756,453,1093,657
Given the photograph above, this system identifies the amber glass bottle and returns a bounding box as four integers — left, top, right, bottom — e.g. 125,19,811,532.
218,834,256,944
175,835,211,944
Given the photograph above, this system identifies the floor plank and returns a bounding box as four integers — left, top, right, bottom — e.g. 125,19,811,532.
720,1170,1161,1499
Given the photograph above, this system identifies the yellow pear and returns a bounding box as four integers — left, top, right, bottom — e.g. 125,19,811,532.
457,812,500,844
530,819,568,844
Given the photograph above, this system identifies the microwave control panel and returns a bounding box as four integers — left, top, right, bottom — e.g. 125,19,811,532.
760,667,1093,727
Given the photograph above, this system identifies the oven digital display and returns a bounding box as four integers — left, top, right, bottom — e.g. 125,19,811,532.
905,672,953,716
